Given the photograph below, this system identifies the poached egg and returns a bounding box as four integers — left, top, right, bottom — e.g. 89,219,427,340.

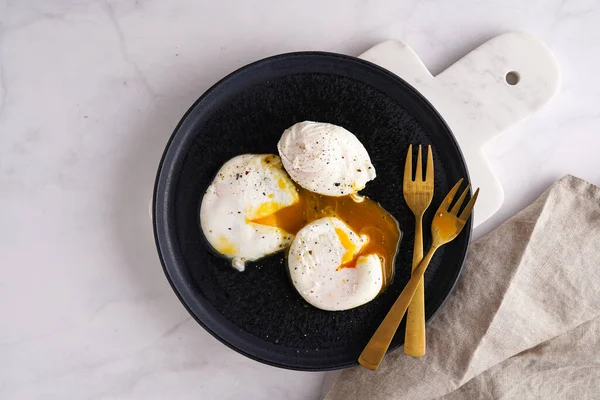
199,154,299,271
199,126,400,311
288,217,385,311
277,121,376,196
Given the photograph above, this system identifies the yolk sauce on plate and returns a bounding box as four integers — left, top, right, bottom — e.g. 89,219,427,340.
250,187,401,290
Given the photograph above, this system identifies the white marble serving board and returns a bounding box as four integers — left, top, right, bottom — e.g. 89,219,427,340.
358,32,561,227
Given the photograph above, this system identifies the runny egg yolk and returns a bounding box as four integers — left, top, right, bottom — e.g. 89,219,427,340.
250,187,401,290
334,227,360,265
216,235,238,256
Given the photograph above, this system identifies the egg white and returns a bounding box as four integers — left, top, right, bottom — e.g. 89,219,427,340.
277,121,376,196
288,217,384,311
199,154,299,271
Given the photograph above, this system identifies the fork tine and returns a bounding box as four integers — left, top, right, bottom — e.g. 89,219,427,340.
425,145,434,184
415,145,423,181
450,184,471,215
458,188,479,222
437,179,463,212
404,145,413,183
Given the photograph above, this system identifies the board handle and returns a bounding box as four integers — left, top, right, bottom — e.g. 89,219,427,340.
360,33,561,147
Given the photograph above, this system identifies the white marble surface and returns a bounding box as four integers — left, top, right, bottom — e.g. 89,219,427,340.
1,1,599,399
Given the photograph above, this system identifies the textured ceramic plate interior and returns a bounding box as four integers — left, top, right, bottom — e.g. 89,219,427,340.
153,52,472,371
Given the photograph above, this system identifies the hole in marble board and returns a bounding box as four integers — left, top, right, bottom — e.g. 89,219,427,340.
505,71,520,85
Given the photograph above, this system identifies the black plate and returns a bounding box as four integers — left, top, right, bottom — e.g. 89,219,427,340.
153,52,471,371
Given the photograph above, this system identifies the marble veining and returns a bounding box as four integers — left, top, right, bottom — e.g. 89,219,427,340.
1,0,600,399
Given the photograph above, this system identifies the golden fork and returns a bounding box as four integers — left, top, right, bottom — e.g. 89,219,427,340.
358,179,479,370
403,144,434,357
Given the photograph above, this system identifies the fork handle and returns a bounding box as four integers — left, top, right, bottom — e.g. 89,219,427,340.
358,246,438,370
404,216,426,357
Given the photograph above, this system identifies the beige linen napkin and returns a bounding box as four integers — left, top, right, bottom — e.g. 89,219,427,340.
326,175,600,400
